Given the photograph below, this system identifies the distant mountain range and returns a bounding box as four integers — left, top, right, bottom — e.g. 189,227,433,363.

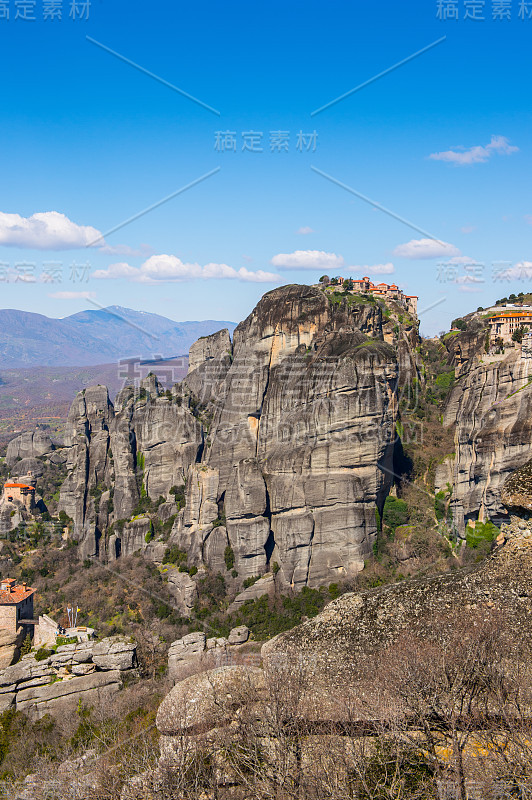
0,306,237,368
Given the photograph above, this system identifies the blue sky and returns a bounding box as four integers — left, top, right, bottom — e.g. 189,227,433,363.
1,0,531,337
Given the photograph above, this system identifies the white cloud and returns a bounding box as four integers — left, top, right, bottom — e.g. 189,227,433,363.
347,262,395,275
296,226,315,235
461,225,475,234
429,135,518,166
393,238,460,260
92,254,281,284
270,250,344,270
48,291,97,300
494,261,532,281
0,211,102,250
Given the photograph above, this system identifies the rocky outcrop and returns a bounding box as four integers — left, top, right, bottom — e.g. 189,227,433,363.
167,626,251,683
6,430,55,466
171,285,415,589
261,530,532,699
187,328,231,374
228,574,275,612
0,636,137,717
436,350,532,532
52,285,418,588
501,458,532,512
58,379,202,559
0,628,25,671
166,569,198,614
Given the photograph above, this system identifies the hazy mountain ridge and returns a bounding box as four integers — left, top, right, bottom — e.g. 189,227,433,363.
0,306,237,368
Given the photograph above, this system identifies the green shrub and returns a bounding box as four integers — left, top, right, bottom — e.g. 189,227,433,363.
35,647,53,662
162,545,187,566
224,545,235,571
466,521,499,549
56,636,77,646
20,634,32,657
243,575,260,589
382,496,409,531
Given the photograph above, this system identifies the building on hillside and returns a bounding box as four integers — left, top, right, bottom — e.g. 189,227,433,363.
488,310,532,343
325,276,418,316
2,481,35,511
0,579,35,636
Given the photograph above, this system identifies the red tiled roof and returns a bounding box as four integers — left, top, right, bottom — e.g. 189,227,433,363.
4,483,35,490
490,312,532,320
0,585,35,605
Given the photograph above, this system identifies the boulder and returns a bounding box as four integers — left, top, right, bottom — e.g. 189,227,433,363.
167,631,206,683
166,569,198,614
228,625,250,645
0,627,25,671
228,574,274,612
156,665,266,736
92,637,137,671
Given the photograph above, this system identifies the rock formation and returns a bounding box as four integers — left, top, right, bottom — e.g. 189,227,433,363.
51,284,418,589
6,430,55,467
0,635,137,717
167,625,251,683
58,379,202,559
436,345,532,532
172,285,416,588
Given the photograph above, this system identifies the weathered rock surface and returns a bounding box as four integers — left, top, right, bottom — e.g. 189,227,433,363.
227,625,250,645
92,637,137,671
172,285,414,588
16,669,122,717
0,636,137,715
167,626,252,682
157,665,266,736
0,627,24,670
53,285,418,588
166,569,198,614
436,350,532,532
188,328,231,374
501,458,532,512
228,574,275,612
6,430,55,466
58,379,202,559
261,532,532,699
167,632,206,683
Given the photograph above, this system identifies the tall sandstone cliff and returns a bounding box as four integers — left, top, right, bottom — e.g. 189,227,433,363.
57,285,419,589
436,332,532,532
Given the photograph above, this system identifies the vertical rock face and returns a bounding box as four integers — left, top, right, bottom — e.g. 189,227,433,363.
173,285,406,588
188,328,231,374
6,430,55,466
59,379,202,559
436,350,532,532
56,285,418,588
